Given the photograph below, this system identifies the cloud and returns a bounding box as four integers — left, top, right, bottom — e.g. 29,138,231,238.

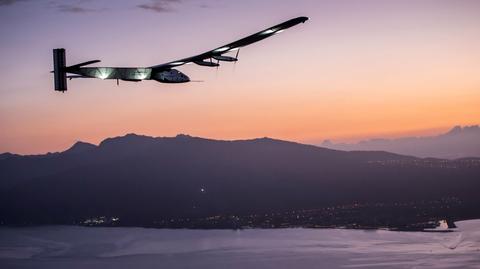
56,4,96,13
0,0,27,6
49,0,104,14
0,0,199,13
0,0,100,13
137,0,182,13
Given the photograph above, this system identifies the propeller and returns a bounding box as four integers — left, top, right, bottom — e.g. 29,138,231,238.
214,57,220,77
233,48,240,72
235,48,240,59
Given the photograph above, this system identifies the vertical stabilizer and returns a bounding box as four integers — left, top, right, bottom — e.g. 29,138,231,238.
53,48,67,92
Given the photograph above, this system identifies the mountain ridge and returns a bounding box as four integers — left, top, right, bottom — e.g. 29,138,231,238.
1,133,478,227
0,133,440,160
322,125,480,159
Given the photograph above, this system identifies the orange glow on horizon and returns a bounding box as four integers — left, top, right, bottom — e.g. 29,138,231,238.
1,1,480,154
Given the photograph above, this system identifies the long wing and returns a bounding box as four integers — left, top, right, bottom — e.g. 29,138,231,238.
150,16,308,71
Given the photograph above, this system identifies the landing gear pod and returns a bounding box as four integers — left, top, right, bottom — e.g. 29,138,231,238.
53,48,67,92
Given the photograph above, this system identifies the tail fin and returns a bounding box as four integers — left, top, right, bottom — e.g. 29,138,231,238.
53,48,67,92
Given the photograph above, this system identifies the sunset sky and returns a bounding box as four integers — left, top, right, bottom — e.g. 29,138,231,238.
0,0,479,154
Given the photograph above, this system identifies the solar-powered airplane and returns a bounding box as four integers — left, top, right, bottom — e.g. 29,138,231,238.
52,16,308,92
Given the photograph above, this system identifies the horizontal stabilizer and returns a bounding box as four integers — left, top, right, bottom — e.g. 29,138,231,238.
67,75,88,80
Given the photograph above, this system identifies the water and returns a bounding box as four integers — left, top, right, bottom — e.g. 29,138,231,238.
1,220,479,268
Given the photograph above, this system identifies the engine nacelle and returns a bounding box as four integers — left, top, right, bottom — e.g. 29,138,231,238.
213,55,238,62
152,69,190,83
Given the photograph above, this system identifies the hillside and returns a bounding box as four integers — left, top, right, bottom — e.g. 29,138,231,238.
1,134,479,228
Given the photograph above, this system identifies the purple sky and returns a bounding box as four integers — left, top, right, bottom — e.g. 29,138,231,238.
1,0,479,154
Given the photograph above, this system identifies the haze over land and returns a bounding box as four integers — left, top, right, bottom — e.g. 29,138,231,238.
322,125,480,159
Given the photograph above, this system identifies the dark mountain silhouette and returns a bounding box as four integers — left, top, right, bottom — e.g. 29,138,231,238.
64,141,96,154
0,134,479,227
321,125,480,159
0,153,17,160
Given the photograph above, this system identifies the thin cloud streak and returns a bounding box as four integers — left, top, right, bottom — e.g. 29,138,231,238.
56,4,96,13
137,0,182,13
0,0,27,6
0,0,193,13
0,0,101,13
